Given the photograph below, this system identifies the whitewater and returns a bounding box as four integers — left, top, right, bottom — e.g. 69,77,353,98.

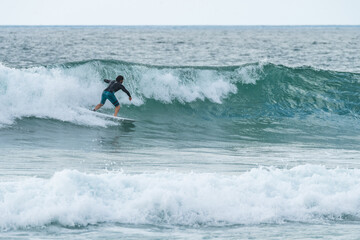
1,26,360,239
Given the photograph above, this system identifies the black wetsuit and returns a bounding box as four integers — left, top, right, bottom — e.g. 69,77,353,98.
104,79,131,98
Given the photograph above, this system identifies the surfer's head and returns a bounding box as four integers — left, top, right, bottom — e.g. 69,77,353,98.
116,75,124,83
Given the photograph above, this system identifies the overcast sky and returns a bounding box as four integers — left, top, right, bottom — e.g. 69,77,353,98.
1,0,359,25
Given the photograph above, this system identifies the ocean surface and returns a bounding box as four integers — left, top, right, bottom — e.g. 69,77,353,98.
1,26,360,239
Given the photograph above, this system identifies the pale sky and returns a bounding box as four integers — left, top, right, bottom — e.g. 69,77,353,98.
0,0,359,25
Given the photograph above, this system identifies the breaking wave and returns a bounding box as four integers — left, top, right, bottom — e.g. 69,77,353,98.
0,60,359,127
1,165,360,230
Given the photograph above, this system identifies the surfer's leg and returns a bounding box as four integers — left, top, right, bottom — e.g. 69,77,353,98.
93,92,107,111
107,92,121,116
114,105,120,116
93,103,103,111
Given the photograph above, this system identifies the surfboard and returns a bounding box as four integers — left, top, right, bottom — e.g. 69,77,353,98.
77,108,136,122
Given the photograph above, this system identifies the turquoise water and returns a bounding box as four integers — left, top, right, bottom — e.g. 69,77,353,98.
1,26,360,239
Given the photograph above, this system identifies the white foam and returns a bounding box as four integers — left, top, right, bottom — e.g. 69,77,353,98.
0,63,118,127
133,67,237,104
1,165,360,229
236,63,264,84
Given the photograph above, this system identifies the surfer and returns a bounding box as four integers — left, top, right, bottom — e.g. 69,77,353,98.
93,75,132,116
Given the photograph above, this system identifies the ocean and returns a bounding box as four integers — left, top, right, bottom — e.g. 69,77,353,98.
1,26,360,239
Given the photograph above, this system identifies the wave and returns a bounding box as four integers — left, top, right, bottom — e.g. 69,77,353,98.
0,60,360,127
1,165,360,230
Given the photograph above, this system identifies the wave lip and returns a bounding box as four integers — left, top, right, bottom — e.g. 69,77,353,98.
1,165,360,230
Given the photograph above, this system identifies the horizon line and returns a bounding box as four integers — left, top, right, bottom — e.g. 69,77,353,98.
0,24,359,27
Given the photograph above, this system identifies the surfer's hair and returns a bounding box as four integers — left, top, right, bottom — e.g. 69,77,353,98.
116,75,124,82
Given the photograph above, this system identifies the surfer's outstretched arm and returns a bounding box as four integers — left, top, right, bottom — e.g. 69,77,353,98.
104,79,111,83
120,85,132,101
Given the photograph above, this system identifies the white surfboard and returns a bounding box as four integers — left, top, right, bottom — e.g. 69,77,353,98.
77,108,136,122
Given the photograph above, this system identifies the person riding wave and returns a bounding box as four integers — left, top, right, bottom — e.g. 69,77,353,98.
93,75,132,116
